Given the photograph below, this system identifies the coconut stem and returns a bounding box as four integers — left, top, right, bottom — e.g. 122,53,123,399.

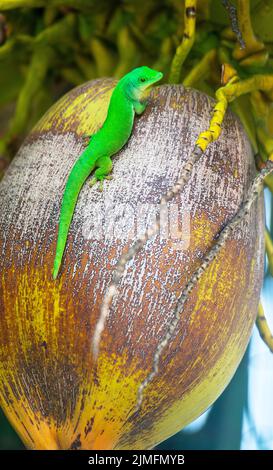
256,302,273,353
265,228,273,277
169,0,197,84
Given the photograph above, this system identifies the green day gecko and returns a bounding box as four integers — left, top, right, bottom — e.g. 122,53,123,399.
53,66,163,279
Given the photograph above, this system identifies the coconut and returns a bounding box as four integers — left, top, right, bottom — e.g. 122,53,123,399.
0,79,264,449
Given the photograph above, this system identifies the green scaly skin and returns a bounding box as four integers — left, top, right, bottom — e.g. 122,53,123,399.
53,66,163,280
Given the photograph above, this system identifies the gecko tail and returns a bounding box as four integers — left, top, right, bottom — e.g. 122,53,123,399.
52,258,61,280
52,149,95,280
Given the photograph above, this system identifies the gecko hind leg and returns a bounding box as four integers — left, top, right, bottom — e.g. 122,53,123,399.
89,156,113,191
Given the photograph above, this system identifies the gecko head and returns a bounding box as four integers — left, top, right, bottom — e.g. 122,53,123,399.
124,66,163,102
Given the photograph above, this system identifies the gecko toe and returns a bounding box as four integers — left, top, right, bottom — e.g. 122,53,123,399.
82,134,91,146
89,177,97,187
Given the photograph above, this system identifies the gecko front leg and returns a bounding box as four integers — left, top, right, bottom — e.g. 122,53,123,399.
134,100,147,115
89,155,113,191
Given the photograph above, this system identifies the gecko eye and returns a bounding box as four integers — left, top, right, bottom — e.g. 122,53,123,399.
140,77,146,82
